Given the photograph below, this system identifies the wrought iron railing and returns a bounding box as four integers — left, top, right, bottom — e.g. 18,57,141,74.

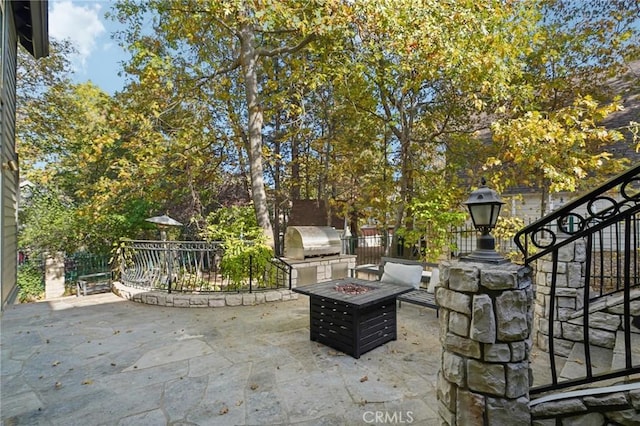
342,226,523,265
450,223,531,259
514,164,640,394
118,240,291,293
514,164,640,265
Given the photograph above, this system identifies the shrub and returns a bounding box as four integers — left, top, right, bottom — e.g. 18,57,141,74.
219,239,274,289
203,205,274,289
17,262,45,302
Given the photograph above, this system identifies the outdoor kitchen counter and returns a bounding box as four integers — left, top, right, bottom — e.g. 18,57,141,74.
293,278,413,358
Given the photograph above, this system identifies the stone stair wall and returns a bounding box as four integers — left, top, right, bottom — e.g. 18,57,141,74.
533,239,640,381
531,238,640,423
436,260,534,425
435,253,640,424
530,382,640,425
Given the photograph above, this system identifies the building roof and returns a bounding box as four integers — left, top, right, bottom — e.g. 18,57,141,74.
12,0,49,59
602,60,640,161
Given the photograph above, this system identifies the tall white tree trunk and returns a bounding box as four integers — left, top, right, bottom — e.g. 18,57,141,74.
239,24,275,248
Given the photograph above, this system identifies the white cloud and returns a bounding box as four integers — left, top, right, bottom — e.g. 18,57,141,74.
49,1,106,71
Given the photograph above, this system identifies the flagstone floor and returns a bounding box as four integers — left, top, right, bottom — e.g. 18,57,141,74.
2,292,447,425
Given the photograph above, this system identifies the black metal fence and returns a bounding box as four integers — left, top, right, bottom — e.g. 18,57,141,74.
341,233,424,266
118,240,291,293
341,225,525,266
449,224,522,259
64,252,112,284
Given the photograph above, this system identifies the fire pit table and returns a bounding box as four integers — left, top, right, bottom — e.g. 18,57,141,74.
293,278,413,358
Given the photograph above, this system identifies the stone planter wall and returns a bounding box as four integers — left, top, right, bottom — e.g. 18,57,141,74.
112,282,298,307
436,260,533,425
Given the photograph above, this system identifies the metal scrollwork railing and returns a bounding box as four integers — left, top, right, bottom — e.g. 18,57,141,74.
118,239,291,293
516,164,640,395
515,163,640,265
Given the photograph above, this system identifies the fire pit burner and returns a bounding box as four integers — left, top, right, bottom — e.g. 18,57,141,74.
334,282,373,295
293,278,413,358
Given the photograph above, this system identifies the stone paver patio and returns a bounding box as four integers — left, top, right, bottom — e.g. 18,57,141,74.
1,292,443,425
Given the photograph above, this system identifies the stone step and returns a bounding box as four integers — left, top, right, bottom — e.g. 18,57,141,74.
559,343,613,381
611,330,640,371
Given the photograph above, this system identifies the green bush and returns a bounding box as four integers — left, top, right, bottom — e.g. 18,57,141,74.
203,205,274,289
220,240,274,289
17,262,45,302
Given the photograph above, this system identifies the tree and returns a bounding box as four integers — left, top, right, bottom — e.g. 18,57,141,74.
483,0,640,214
332,1,536,250
16,39,76,168
111,0,351,248
522,0,640,112
17,39,167,251
19,187,81,253
19,79,164,252
487,96,627,214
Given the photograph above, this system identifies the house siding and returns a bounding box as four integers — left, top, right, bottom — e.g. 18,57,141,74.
1,0,19,310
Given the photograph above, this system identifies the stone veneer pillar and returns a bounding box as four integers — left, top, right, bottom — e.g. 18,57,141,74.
45,252,66,299
436,260,534,425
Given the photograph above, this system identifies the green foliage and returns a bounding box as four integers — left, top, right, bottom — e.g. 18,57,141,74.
343,0,536,236
203,205,264,242
401,188,467,262
203,205,274,288
219,242,274,289
486,96,628,213
17,262,45,303
18,184,156,255
19,188,81,253
492,216,528,263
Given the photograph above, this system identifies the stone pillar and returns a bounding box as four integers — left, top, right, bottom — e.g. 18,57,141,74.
436,260,533,425
45,252,66,299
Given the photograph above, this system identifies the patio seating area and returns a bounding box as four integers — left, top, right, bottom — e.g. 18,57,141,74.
1,292,443,425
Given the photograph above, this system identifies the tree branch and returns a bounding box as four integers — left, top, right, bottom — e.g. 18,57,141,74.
256,33,316,57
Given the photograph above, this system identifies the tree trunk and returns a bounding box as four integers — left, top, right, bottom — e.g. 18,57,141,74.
291,133,301,200
239,24,274,248
540,183,548,219
391,129,414,255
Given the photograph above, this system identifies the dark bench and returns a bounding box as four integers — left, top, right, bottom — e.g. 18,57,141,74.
353,257,439,314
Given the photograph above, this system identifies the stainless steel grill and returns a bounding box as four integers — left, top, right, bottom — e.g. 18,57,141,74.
284,226,341,260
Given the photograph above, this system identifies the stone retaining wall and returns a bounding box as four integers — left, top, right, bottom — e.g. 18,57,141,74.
112,282,298,307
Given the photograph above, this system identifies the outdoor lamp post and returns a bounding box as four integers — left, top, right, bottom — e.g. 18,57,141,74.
462,178,507,263
145,214,183,241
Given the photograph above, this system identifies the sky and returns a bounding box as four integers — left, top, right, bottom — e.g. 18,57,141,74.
49,0,129,94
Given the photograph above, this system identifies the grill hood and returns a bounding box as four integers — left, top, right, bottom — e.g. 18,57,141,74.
284,226,342,260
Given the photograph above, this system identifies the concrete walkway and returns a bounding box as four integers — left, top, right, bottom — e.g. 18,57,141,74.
1,293,441,425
